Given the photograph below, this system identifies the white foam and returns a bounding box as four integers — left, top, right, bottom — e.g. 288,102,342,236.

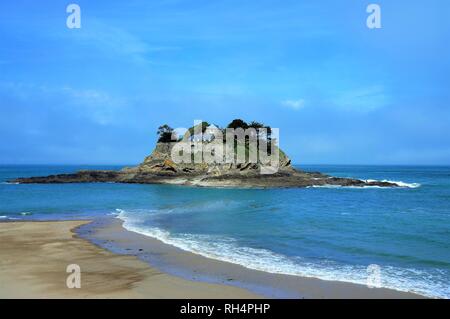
0,215,19,220
308,184,387,189
384,180,421,188
364,179,421,188
115,208,447,299
308,179,421,189
20,212,32,216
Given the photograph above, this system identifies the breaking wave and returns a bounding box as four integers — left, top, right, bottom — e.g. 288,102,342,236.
365,179,421,188
309,180,421,189
115,208,446,299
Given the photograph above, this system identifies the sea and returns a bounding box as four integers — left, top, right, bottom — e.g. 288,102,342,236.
0,164,449,298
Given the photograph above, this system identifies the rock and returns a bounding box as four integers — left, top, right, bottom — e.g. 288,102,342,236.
9,121,400,189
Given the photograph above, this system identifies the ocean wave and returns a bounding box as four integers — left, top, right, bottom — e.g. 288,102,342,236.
308,184,388,189
114,200,242,218
0,215,20,220
308,180,421,189
386,180,421,188
115,208,447,299
364,179,421,188
0,182,19,185
20,212,32,216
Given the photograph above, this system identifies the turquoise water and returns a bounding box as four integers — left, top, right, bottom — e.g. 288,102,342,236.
1,165,449,298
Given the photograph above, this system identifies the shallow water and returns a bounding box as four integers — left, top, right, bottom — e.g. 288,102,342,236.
0,164,449,298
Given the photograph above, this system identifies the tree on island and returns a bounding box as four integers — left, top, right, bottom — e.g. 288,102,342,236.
227,119,271,138
156,120,273,147
227,119,249,130
224,119,273,155
157,124,174,143
249,121,272,139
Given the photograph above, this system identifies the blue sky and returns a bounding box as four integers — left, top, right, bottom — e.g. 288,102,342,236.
0,0,449,165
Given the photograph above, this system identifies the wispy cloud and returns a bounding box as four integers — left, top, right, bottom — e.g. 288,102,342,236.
65,20,180,65
297,134,339,154
0,82,128,126
60,86,128,125
331,86,388,112
281,99,305,110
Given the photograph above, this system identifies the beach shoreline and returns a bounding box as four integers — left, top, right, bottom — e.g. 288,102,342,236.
0,220,261,298
0,219,426,299
79,218,426,299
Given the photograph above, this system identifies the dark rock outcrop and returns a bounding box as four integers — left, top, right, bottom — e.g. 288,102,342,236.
10,124,400,188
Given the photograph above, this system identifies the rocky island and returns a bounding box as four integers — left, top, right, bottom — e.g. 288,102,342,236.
11,120,399,188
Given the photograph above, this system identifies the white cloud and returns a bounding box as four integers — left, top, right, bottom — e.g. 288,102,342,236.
281,99,305,110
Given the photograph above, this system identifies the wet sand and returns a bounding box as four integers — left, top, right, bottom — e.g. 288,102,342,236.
0,220,261,298
0,219,426,299
80,218,425,299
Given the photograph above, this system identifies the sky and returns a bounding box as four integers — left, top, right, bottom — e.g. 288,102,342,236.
0,0,449,165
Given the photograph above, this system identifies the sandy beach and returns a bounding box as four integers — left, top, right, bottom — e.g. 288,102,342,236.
0,220,261,298
0,219,425,299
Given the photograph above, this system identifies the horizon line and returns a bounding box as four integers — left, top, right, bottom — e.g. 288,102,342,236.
1,163,449,167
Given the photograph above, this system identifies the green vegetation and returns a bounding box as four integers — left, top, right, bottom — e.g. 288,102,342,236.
187,121,210,137
226,119,249,130
157,120,274,155
225,119,273,155
157,124,174,143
